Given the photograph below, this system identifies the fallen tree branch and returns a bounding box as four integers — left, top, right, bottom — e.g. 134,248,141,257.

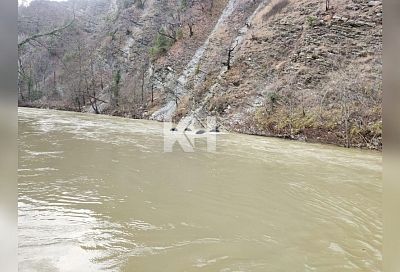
88,95,108,104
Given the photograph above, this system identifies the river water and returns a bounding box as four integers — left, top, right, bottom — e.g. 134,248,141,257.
18,107,382,272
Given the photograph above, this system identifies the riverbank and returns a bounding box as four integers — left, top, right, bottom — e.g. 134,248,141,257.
18,103,382,151
18,0,381,151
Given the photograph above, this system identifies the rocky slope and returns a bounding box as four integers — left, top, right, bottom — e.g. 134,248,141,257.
18,0,382,149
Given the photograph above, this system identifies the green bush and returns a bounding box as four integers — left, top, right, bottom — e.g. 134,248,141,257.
62,51,75,63
31,89,43,101
267,92,279,112
267,92,279,104
306,16,317,26
176,28,183,40
180,0,188,10
149,28,173,59
194,63,200,75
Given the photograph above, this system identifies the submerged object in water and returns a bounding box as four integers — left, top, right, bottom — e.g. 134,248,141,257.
210,126,220,132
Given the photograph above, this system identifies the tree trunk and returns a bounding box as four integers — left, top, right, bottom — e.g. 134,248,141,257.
188,23,193,37
345,117,350,148
27,67,33,100
53,70,57,96
35,80,39,96
27,79,31,101
75,95,81,111
141,69,145,104
18,80,25,101
343,102,350,148
227,50,232,70
225,41,238,70
151,85,154,104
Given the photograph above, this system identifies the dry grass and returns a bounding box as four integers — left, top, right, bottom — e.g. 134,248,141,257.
263,0,290,20
172,95,190,122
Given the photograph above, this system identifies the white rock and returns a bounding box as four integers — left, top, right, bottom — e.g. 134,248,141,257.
368,1,381,7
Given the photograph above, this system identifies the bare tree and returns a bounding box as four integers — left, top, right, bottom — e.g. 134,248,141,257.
325,0,330,11
135,0,147,9
110,69,121,108
187,19,194,37
18,16,75,51
223,40,238,70
141,65,147,104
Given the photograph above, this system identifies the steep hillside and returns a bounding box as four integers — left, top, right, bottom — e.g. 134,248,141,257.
18,0,227,114
179,0,382,149
18,0,382,149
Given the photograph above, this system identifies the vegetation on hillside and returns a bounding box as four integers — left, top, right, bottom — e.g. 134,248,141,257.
17,0,382,149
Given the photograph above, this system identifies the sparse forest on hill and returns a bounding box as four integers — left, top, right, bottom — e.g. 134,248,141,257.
18,0,382,149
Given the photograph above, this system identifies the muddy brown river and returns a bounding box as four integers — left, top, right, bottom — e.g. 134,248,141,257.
18,107,382,271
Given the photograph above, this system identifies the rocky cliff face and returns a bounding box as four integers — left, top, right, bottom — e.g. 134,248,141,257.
18,0,382,149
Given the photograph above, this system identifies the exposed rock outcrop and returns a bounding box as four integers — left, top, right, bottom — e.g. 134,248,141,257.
18,0,382,149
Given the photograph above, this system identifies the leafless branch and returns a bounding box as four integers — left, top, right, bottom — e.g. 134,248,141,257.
18,15,76,51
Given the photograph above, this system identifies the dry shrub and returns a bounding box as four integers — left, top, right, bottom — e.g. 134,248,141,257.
173,95,190,122
193,72,217,102
208,94,237,114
